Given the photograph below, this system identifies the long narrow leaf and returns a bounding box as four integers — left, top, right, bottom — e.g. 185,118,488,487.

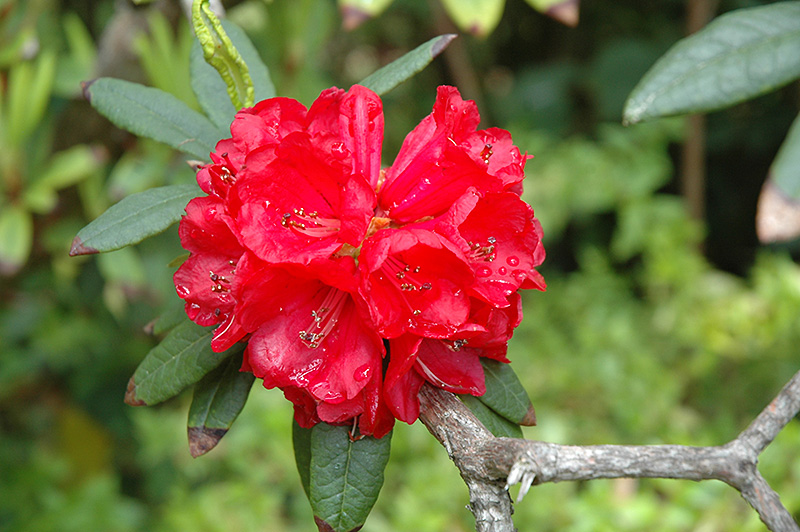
310,423,391,532
83,77,221,158
187,352,255,457
70,184,199,255
125,320,238,406
358,34,456,95
624,2,800,124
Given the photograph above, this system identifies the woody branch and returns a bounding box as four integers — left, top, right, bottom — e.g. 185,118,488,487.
418,369,800,532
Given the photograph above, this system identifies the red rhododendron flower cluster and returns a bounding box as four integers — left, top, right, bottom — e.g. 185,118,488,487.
174,85,544,438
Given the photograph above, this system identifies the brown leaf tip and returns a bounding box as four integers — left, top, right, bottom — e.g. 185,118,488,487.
81,79,96,103
520,404,537,426
547,0,579,28
188,426,228,458
340,6,370,31
757,178,800,243
69,236,99,257
431,34,458,58
124,377,147,407
314,516,362,532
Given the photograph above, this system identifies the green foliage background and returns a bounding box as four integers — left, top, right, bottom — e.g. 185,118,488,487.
1,0,799,530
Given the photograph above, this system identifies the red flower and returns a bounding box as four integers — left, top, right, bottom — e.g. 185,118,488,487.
174,84,544,437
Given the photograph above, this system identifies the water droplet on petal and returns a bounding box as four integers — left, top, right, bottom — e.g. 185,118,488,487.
354,365,371,381
176,285,190,298
498,267,507,275
204,207,217,221
331,141,347,158
513,270,527,283
476,266,492,278
507,256,520,266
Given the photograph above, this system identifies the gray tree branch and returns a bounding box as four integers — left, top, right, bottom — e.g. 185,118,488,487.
418,370,800,532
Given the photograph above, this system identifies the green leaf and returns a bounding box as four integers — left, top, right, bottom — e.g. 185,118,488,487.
187,351,255,457
82,77,221,159
757,111,800,243
461,395,524,439
125,319,239,406
69,184,199,255
0,204,33,276
146,299,190,336
440,0,504,37
310,423,391,532
190,20,275,131
624,2,800,125
479,359,537,426
293,420,313,499
6,51,56,146
358,34,457,96
338,0,394,30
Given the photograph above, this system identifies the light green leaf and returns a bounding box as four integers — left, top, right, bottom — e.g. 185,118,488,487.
24,145,103,214
192,0,254,110
0,204,33,276
338,0,394,30
358,34,457,95
187,352,255,457
310,423,391,532
440,0,504,37
461,394,524,439
624,2,800,124
125,320,239,406
757,111,800,243
190,20,275,131
83,77,221,159
6,51,56,146
70,184,200,255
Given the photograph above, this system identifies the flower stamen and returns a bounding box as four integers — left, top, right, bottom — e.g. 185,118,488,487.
298,288,349,348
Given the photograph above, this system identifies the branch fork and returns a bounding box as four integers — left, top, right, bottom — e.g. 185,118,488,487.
418,370,800,532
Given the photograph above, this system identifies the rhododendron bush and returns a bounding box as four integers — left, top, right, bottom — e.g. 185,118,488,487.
69,3,543,530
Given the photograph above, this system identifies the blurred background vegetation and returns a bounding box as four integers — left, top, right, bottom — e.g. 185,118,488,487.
1,0,799,530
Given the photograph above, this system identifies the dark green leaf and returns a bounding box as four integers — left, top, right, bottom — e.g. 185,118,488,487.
187,351,255,457
757,111,800,243
479,359,536,426
310,423,391,532
190,19,275,131
83,77,221,158
461,394,523,439
624,2,800,124
293,420,313,498
125,320,238,406
145,298,190,336
358,34,457,96
69,184,199,255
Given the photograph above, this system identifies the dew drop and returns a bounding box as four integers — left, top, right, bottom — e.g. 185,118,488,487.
354,364,371,382
476,266,492,278
203,207,217,221
498,267,507,275
331,141,347,158
176,285,190,298
513,270,527,283
507,255,520,266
